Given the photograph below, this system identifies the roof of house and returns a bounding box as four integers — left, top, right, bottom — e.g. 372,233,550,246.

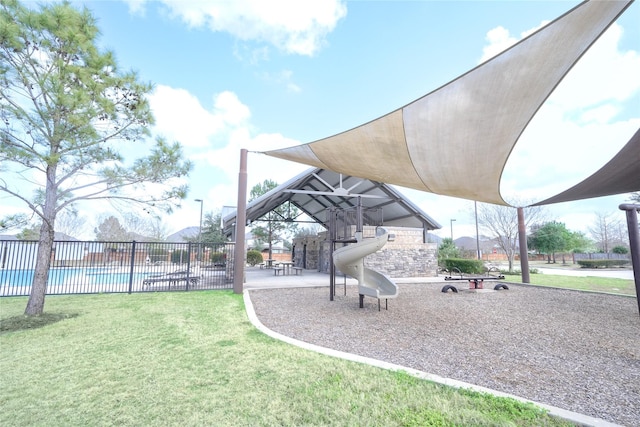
166,226,200,243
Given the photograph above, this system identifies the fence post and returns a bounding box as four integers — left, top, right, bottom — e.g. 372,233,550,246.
128,241,136,294
186,242,192,291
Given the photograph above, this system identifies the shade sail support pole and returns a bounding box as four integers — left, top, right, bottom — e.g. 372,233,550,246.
233,149,248,294
518,207,530,284
619,204,640,317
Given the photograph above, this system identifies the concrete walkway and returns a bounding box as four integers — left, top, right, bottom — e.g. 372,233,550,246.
244,264,636,290
535,266,634,280
492,262,635,280
243,266,444,290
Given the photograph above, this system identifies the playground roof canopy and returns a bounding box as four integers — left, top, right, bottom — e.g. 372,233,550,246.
262,0,639,207
222,167,441,238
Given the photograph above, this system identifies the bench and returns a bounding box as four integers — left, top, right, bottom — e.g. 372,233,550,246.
292,267,303,275
273,267,285,276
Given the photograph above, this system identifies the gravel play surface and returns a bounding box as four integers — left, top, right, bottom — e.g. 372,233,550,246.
248,283,640,426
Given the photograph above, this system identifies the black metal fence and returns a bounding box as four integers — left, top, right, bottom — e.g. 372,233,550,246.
0,240,235,297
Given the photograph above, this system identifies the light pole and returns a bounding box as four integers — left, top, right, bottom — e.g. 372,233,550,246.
475,201,481,259
450,218,456,241
194,199,203,262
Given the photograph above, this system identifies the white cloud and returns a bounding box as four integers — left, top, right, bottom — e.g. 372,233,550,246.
257,69,302,93
479,21,548,63
147,86,252,149
132,0,347,56
148,85,306,178
147,86,222,148
479,26,516,63
143,86,309,234
122,0,146,15
213,90,252,126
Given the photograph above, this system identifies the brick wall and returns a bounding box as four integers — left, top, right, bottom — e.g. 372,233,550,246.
292,226,438,277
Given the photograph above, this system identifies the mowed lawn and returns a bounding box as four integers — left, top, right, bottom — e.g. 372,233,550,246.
508,271,635,296
0,291,573,427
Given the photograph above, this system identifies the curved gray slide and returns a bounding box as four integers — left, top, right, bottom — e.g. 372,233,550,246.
333,227,398,301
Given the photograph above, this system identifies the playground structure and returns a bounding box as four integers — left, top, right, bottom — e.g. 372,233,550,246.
440,267,509,293
327,199,398,310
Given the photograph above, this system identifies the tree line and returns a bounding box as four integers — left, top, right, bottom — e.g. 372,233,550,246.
438,194,638,272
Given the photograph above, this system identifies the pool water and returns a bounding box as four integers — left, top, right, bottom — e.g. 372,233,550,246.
0,267,152,289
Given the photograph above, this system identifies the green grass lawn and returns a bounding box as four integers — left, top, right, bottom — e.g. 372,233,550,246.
505,272,635,296
0,291,574,427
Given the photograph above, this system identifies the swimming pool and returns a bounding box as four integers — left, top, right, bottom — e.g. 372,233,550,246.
0,267,155,296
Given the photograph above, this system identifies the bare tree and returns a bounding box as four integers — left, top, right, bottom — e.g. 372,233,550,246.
589,211,626,254
55,210,89,240
249,179,300,260
295,223,325,238
476,202,546,272
146,216,171,242
122,212,156,239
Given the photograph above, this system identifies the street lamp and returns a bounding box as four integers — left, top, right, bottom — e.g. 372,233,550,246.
194,199,203,262
450,218,456,241
475,201,481,260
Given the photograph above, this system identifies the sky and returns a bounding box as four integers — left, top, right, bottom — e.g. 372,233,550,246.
3,0,639,241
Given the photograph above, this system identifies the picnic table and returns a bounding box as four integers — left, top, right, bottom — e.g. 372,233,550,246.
142,271,200,289
272,261,302,276
280,261,293,275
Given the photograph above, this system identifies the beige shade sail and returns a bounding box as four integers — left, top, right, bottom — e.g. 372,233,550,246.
264,0,637,207
533,128,640,206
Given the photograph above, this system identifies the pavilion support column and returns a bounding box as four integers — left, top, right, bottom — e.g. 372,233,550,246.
233,149,248,294
518,207,530,284
619,204,640,317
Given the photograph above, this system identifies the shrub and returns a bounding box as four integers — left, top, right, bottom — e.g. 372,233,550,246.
577,259,629,268
246,250,263,266
210,251,226,265
437,238,460,263
443,258,484,274
170,249,189,264
147,248,167,263
612,246,628,255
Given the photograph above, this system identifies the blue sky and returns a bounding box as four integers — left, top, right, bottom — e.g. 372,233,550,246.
4,0,640,240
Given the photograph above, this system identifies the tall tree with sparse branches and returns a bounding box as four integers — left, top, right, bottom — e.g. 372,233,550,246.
249,179,300,260
201,210,226,244
0,1,192,315
588,211,625,254
476,202,546,272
